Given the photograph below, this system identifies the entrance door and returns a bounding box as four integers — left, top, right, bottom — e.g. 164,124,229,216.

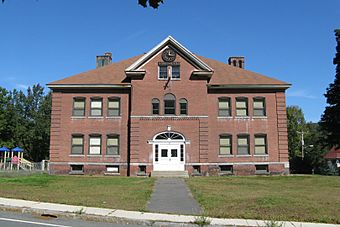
154,143,184,171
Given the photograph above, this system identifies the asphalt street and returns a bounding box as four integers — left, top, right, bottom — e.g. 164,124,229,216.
0,210,142,227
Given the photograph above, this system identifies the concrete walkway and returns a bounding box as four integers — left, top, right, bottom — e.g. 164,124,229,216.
147,178,202,215
0,197,340,227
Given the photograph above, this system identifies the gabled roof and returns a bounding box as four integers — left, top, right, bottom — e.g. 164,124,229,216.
324,146,340,159
47,36,290,89
125,36,213,73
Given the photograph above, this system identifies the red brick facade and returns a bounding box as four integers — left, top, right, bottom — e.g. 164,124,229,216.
48,36,290,176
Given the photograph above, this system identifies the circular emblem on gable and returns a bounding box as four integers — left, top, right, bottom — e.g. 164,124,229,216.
162,48,176,62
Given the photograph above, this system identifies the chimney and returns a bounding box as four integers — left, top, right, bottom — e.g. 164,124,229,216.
96,52,112,68
228,56,245,69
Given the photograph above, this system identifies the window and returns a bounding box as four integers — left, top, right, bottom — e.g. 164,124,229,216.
89,135,101,155
236,98,248,116
159,65,168,79
90,98,102,116
172,65,180,79
164,93,176,115
255,165,269,174
107,135,119,155
179,98,188,115
219,134,232,155
218,97,231,116
70,165,84,173
180,144,184,162
106,165,119,173
108,98,120,116
253,98,266,116
255,134,267,155
152,98,160,115
155,145,159,162
73,98,85,116
71,135,84,154
237,135,249,155
219,165,233,174
161,149,168,157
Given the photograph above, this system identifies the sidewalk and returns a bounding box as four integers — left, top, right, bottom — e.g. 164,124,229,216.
0,197,339,227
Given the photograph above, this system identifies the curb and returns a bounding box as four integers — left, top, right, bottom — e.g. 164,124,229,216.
0,197,339,227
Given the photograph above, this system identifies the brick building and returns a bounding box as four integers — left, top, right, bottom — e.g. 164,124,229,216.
47,36,290,176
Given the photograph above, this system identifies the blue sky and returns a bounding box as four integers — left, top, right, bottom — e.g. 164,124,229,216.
0,0,339,122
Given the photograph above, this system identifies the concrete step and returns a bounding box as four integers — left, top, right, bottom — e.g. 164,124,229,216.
151,171,189,178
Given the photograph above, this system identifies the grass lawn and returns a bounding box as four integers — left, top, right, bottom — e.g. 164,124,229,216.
0,173,155,211
186,175,340,224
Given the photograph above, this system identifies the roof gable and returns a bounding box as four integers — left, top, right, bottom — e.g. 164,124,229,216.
125,36,213,74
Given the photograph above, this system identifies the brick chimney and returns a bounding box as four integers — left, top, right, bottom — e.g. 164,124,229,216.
228,56,245,69
96,52,112,68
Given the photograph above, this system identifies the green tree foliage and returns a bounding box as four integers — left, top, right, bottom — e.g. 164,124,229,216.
138,0,164,9
320,30,340,148
0,84,51,161
287,105,306,159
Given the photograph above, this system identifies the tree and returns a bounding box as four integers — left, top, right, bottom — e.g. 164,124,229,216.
287,105,306,160
320,30,340,148
138,0,164,9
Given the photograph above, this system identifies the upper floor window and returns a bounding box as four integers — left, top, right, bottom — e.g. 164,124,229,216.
237,134,249,155
158,65,180,80
236,98,248,117
219,134,232,155
152,98,160,115
254,134,267,155
218,97,231,116
89,135,101,155
159,66,168,79
253,98,266,116
179,98,188,115
172,65,180,79
108,98,120,116
164,93,176,115
107,134,119,155
71,134,84,154
90,98,102,116
73,98,85,116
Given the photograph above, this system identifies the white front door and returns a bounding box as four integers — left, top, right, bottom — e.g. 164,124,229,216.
154,143,185,171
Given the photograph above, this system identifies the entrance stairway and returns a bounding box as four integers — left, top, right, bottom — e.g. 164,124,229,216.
151,171,189,178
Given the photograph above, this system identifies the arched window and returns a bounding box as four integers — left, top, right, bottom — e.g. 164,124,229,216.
164,93,176,115
154,132,184,140
152,98,160,115
179,98,188,115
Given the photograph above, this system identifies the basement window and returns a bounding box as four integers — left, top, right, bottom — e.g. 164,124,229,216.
255,165,269,174
70,165,84,175
219,165,233,175
106,165,119,173
193,165,201,175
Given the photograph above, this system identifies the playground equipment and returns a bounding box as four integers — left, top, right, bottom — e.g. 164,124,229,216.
0,146,24,170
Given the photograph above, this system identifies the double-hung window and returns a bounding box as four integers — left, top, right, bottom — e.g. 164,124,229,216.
73,98,85,116
236,98,248,117
159,66,168,79
71,135,84,154
219,134,232,155
89,135,101,155
179,98,188,115
254,134,267,155
237,135,250,155
164,93,176,115
107,135,119,155
152,98,160,115
90,98,102,116
218,97,231,116
172,65,180,79
253,98,266,116
108,98,120,116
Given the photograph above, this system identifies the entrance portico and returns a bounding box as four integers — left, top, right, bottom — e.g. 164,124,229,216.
151,131,186,171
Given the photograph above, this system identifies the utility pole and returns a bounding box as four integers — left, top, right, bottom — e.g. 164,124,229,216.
297,131,305,160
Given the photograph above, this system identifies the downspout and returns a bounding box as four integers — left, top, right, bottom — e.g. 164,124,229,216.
127,85,132,176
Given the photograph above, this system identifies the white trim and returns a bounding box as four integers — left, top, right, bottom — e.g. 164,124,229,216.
186,162,289,166
47,84,131,88
208,84,291,89
125,36,213,72
50,162,127,166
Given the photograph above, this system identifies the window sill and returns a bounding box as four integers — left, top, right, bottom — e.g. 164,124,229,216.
236,155,251,157
254,154,269,157
235,116,250,119
255,171,270,175
69,155,85,157
218,155,234,157
69,171,84,175
217,116,233,119
71,116,86,119
105,155,120,158
104,172,120,176
88,116,104,119
106,116,121,119
219,172,233,176
252,116,267,119
87,155,102,157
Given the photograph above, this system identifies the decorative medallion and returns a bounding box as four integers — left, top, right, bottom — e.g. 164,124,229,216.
162,48,176,62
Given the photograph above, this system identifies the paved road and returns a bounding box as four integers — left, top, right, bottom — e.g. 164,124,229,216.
147,178,202,215
0,210,142,227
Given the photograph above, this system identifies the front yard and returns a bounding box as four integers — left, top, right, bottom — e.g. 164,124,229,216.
0,173,154,211
186,175,340,224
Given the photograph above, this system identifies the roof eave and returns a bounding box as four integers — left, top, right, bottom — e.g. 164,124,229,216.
208,84,291,90
47,84,131,89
